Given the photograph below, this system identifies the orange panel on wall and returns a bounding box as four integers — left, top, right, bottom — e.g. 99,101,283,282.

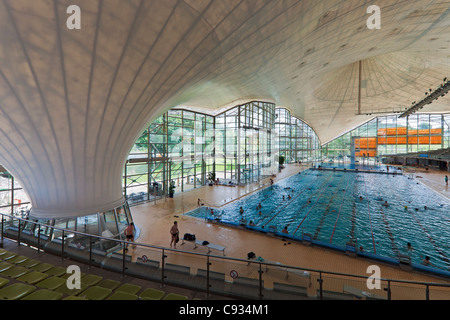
378,127,441,137
355,138,377,149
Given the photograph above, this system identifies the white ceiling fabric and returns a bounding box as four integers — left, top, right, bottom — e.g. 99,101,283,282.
1,0,450,218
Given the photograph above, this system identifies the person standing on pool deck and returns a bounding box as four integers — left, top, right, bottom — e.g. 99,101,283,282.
170,221,179,249
446,175,448,186
124,222,135,251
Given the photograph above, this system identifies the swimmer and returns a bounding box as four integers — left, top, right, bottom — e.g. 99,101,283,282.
406,243,413,251
249,220,256,227
359,196,363,201
282,226,289,234
256,203,262,209
382,201,389,207
421,256,434,267
258,211,262,216
239,207,244,214
288,195,291,200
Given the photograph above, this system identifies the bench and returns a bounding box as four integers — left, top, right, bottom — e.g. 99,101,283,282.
181,238,226,256
197,269,226,281
136,257,160,269
272,282,308,297
165,263,191,275
233,276,262,287
247,258,311,284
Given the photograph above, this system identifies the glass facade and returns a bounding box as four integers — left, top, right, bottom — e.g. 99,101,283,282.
215,102,277,184
323,114,450,164
275,108,322,164
0,166,30,217
123,102,322,203
124,110,215,204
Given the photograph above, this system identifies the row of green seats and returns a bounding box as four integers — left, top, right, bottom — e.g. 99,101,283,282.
0,248,190,300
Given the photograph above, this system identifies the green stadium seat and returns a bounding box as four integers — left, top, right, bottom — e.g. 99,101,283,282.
0,266,30,279
7,255,28,264
106,291,138,300
63,295,88,300
0,252,17,261
44,266,67,277
163,293,188,300
21,289,63,300
0,261,13,273
97,279,121,290
115,283,142,295
17,271,48,285
139,288,165,300
36,276,67,290
81,274,103,286
0,283,36,300
17,259,40,269
30,263,54,273
0,277,9,289
78,286,112,300
55,282,88,296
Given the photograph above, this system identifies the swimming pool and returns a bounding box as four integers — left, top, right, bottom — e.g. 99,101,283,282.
186,167,450,273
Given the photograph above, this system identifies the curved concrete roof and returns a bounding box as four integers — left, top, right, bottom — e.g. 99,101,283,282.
1,0,450,218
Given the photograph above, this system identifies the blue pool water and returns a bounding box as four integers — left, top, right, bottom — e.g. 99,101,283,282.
187,168,450,273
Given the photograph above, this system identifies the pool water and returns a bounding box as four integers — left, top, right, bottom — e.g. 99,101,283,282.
187,168,450,272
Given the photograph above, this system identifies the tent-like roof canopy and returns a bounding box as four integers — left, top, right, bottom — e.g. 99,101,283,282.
1,0,450,218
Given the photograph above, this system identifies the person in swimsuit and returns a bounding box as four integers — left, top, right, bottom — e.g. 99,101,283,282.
124,222,135,250
170,221,179,248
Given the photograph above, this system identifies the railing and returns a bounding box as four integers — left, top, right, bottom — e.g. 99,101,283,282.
1,212,449,300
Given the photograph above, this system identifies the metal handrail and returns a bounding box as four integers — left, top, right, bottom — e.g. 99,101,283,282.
1,212,449,300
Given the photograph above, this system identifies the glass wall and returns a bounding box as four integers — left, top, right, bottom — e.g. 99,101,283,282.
215,102,278,184
124,109,215,203
323,114,450,163
124,102,322,202
0,166,30,217
275,108,322,163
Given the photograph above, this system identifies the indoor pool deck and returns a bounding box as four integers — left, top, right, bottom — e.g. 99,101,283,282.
128,164,450,299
